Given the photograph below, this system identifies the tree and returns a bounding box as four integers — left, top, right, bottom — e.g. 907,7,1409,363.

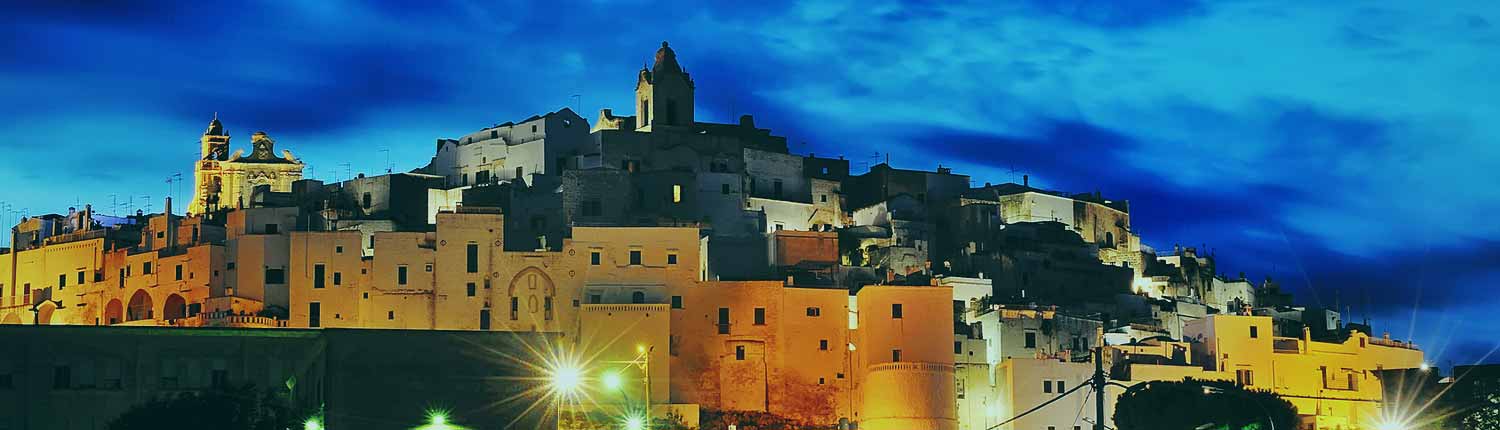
108,384,311,430
1113,379,1298,430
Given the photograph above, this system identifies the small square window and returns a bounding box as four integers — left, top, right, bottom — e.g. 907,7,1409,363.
671,296,683,309
590,251,601,266
629,250,642,265
667,253,678,265
335,246,344,254
820,339,829,350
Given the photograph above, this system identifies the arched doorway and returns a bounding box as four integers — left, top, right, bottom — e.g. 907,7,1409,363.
35,302,56,325
127,290,153,321
163,294,187,320
104,299,124,325
1,312,21,325
507,267,557,326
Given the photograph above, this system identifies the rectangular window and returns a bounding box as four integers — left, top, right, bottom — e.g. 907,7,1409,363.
1057,380,1066,394
892,349,902,362
466,243,479,273
265,223,279,235
754,308,766,325
510,297,519,320
53,365,71,390
629,250,642,265
174,265,183,281
806,307,821,317
736,345,746,361
672,185,682,203
78,270,87,285
1025,332,1037,348
721,183,730,194
718,307,731,334
590,251,601,265
397,266,408,285
589,294,602,304
955,341,962,354
773,179,783,198
143,262,153,275
892,303,903,319
820,340,830,351
466,282,476,297
1237,369,1254,386
671,296,683,309
335,245,344,254
1044,380,1053,393
821,194,828,203
667,253,678,265
333,272,342,286
59,274,66,289
264,268,285,284
313,264,326,289
544,297,554,321
387,311,394,320
308,302,321,328
1250,326,1259,339
211,369,229,388
480,309,491,330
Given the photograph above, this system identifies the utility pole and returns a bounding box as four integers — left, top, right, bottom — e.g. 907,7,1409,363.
1093,347,1106,430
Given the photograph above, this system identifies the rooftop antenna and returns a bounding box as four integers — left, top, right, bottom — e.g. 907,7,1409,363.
570,94,582,114
339,162,352,182
380,148,393,174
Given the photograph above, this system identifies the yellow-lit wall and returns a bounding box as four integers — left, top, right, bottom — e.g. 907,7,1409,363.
856,285,956,430
1185,314,1424,429
668,281,853,425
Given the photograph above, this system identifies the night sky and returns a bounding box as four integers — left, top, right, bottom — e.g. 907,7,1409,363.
3,2,1497,365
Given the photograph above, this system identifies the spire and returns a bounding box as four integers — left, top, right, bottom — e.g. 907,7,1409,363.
653,40,682,76
205,115,225,136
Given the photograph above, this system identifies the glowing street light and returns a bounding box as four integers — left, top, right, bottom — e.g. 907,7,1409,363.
303,417,324,430
1375,421,1409,430
549,363,584,395
1419,362,1431,371
415,408,462,430
602,370,625,391
623,415,647,430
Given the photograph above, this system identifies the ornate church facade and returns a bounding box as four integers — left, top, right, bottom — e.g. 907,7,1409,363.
188,117,304,214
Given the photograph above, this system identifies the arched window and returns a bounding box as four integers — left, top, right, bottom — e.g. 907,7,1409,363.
1105,231,1115,248
631,291,646,304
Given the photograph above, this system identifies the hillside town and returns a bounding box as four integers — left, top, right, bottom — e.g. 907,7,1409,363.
0,42,1428,430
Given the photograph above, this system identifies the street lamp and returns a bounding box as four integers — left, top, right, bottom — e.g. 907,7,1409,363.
548,361,584,397
302,416,323,430
623,415,647,430
602,370,624,391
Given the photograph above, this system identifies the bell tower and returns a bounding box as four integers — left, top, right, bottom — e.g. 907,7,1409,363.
635,41,695,132
201,114,231,161
190,115,230,215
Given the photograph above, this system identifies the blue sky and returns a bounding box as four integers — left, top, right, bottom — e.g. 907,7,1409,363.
2,1,1498,364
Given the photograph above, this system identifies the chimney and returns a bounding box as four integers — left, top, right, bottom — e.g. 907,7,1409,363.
739,114,755,128
1023,175,1029,187
164,197,177,250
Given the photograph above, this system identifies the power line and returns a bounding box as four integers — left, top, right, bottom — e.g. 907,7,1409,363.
985,377,1091,430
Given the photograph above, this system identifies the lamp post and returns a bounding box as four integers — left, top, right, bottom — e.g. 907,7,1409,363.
604,344,653,428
